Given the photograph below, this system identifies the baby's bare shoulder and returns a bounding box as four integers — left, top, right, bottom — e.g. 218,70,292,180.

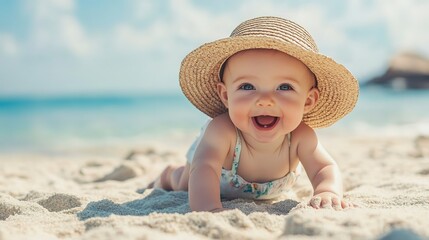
208,113,236,134
293,122,317,140
292,123,319,159
194,114,236,166
202,113,236,145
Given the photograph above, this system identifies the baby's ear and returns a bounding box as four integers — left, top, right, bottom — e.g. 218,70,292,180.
217,82,229,108
304,88,319,113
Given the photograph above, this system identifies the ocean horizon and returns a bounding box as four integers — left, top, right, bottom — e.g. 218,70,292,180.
1,86,428,153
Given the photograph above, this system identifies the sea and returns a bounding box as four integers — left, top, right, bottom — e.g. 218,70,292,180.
1,86,428,153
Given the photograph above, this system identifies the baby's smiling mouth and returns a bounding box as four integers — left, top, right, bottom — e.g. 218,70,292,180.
252,115,279,130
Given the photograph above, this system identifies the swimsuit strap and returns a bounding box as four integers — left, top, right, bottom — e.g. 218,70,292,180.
231,128,242,175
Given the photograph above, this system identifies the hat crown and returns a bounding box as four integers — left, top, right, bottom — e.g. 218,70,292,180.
230,16,319,53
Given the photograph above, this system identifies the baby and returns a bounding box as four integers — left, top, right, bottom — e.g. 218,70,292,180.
149,16,359,212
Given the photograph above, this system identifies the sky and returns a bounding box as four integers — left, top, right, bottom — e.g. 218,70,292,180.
0,0,429,97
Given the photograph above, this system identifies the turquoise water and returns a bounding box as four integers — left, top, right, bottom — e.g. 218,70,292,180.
336,87,429,127
0,87,428,152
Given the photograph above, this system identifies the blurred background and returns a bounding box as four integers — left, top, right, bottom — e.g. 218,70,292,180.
1,0,428,153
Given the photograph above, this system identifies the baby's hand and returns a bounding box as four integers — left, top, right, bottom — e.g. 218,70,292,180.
309,192,354,210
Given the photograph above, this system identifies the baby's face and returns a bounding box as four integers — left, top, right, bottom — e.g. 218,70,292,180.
217,49,318,142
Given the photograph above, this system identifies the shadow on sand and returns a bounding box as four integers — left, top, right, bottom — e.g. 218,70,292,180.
77,188,300,221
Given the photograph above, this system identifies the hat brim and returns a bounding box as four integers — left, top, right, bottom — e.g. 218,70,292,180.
179,36,359,128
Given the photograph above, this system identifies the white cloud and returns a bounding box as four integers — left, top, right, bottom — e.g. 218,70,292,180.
132,0,157,21
377,0,429,55
168,0,231,41
60,15,96,57
0,33,20,57
26,0,96,57
113,0,231,54
113,22,170,53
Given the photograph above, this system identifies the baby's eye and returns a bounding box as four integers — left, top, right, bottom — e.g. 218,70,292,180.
239,83,255,90
277,84,293,91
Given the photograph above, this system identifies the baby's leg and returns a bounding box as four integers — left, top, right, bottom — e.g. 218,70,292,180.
149,163,190,191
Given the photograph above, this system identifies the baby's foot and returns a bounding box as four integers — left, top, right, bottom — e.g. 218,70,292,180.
147,176,162,188
147,166,174,190
147,181,154,188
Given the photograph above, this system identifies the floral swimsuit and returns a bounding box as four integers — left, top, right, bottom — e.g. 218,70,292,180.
186,120,300,200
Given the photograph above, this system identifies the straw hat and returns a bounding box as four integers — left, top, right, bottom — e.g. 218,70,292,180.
179,16,359,128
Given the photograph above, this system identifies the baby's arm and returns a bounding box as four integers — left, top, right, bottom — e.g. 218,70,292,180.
296,124,351,209
188,118,232,212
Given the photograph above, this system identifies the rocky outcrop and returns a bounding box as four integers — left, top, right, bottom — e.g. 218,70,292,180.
366,52,429,89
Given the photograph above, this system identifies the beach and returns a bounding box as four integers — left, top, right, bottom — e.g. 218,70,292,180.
1,125,429,240
2,0,429,238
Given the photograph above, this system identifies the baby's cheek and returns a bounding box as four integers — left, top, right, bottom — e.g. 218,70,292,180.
283,105,306,127
228,107,248,127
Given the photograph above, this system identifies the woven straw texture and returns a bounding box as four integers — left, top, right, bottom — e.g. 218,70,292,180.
179,16,359,128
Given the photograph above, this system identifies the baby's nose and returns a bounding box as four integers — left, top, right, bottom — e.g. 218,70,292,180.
256,94,274,107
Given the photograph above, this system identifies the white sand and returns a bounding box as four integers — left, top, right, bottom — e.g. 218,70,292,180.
1,130,429,239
